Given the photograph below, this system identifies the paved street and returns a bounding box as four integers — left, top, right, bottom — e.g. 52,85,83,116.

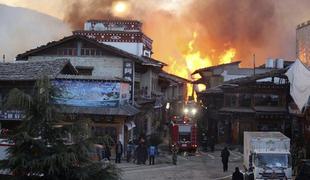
117,149,243,180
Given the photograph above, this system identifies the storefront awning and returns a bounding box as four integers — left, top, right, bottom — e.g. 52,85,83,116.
59,104,140,116
125,121,136,130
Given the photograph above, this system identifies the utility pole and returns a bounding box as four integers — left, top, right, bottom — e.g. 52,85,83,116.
253,54,256,76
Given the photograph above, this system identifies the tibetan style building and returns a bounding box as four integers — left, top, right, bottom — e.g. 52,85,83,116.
15,20,189,142
196,61,292,144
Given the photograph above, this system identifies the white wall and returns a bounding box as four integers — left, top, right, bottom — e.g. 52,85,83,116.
28,55,127,78
102,42,144,57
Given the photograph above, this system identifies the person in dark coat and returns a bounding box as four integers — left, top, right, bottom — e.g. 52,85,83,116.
136,142,144,165
221,147,230,172
209,136,215,152
141,142,148,164
115,141,123,163
232,167,244,180
102,144,111,161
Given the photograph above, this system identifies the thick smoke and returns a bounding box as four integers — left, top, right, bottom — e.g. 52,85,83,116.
62,0,310,67
2,0,310,67
0,4,71,62
64,0,123,29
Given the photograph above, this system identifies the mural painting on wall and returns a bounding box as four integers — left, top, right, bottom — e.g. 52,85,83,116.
53,80,120,107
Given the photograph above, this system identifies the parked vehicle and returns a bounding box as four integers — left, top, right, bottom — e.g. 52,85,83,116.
295,159,310,180
170,116,197,152
244,132,292,180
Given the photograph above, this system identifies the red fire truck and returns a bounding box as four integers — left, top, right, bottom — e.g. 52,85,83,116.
170,116,197,152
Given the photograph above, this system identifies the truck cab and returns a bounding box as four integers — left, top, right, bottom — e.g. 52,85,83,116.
250,151,292,179
244,132,292,180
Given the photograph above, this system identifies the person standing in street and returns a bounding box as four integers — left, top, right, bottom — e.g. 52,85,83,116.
136,138,147,165
115,141,123,163
171,143,178,165
209,136,215,152
148,145,157,165
221,147,230,172
141,142,148,164
232,167,244,180
126,141,134,162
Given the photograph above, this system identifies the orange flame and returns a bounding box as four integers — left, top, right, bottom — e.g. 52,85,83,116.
165,32,236,99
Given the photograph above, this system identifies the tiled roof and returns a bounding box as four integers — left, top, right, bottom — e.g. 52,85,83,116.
192,61,241,75
56,74,129,82
223,68,288,85
159,71,191,83
59,104,140,116
0,60,76,81
16,34,163,67
141,56,167,67
219,107,255,113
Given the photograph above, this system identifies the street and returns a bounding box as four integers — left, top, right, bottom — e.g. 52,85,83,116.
118,149,243,180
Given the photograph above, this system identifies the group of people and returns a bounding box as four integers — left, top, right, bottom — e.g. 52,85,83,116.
127,138,158,165
95,141,123,163
97,138,158,165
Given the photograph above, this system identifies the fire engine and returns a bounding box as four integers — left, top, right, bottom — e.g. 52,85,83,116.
170,116,197,152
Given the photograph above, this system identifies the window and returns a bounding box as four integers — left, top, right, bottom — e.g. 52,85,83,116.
81,49,85,56
96,49,101,56
76,66,93,76
80,48,99,56
255,94,280,106
224,94,237,107
57,48,77,56
93,126,117,145
143,50,151,57
239,94,252,107
68,49,72,55
90,49,95,56
85,49,90,55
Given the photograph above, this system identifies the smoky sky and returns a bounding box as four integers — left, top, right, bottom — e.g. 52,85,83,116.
62,0,310,65
64,0,122,29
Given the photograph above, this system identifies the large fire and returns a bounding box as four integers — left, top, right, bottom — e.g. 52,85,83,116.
165,32,236,98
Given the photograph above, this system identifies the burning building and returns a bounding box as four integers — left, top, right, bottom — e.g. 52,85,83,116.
297,20,310,67
73,20,153,57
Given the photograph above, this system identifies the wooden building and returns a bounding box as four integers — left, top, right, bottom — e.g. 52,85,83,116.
198,69,291,144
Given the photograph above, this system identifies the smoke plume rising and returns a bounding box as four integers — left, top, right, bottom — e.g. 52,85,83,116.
2,0,310,69
61,0,310,68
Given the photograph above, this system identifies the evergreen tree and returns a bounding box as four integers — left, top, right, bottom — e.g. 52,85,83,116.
0,77,120,180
